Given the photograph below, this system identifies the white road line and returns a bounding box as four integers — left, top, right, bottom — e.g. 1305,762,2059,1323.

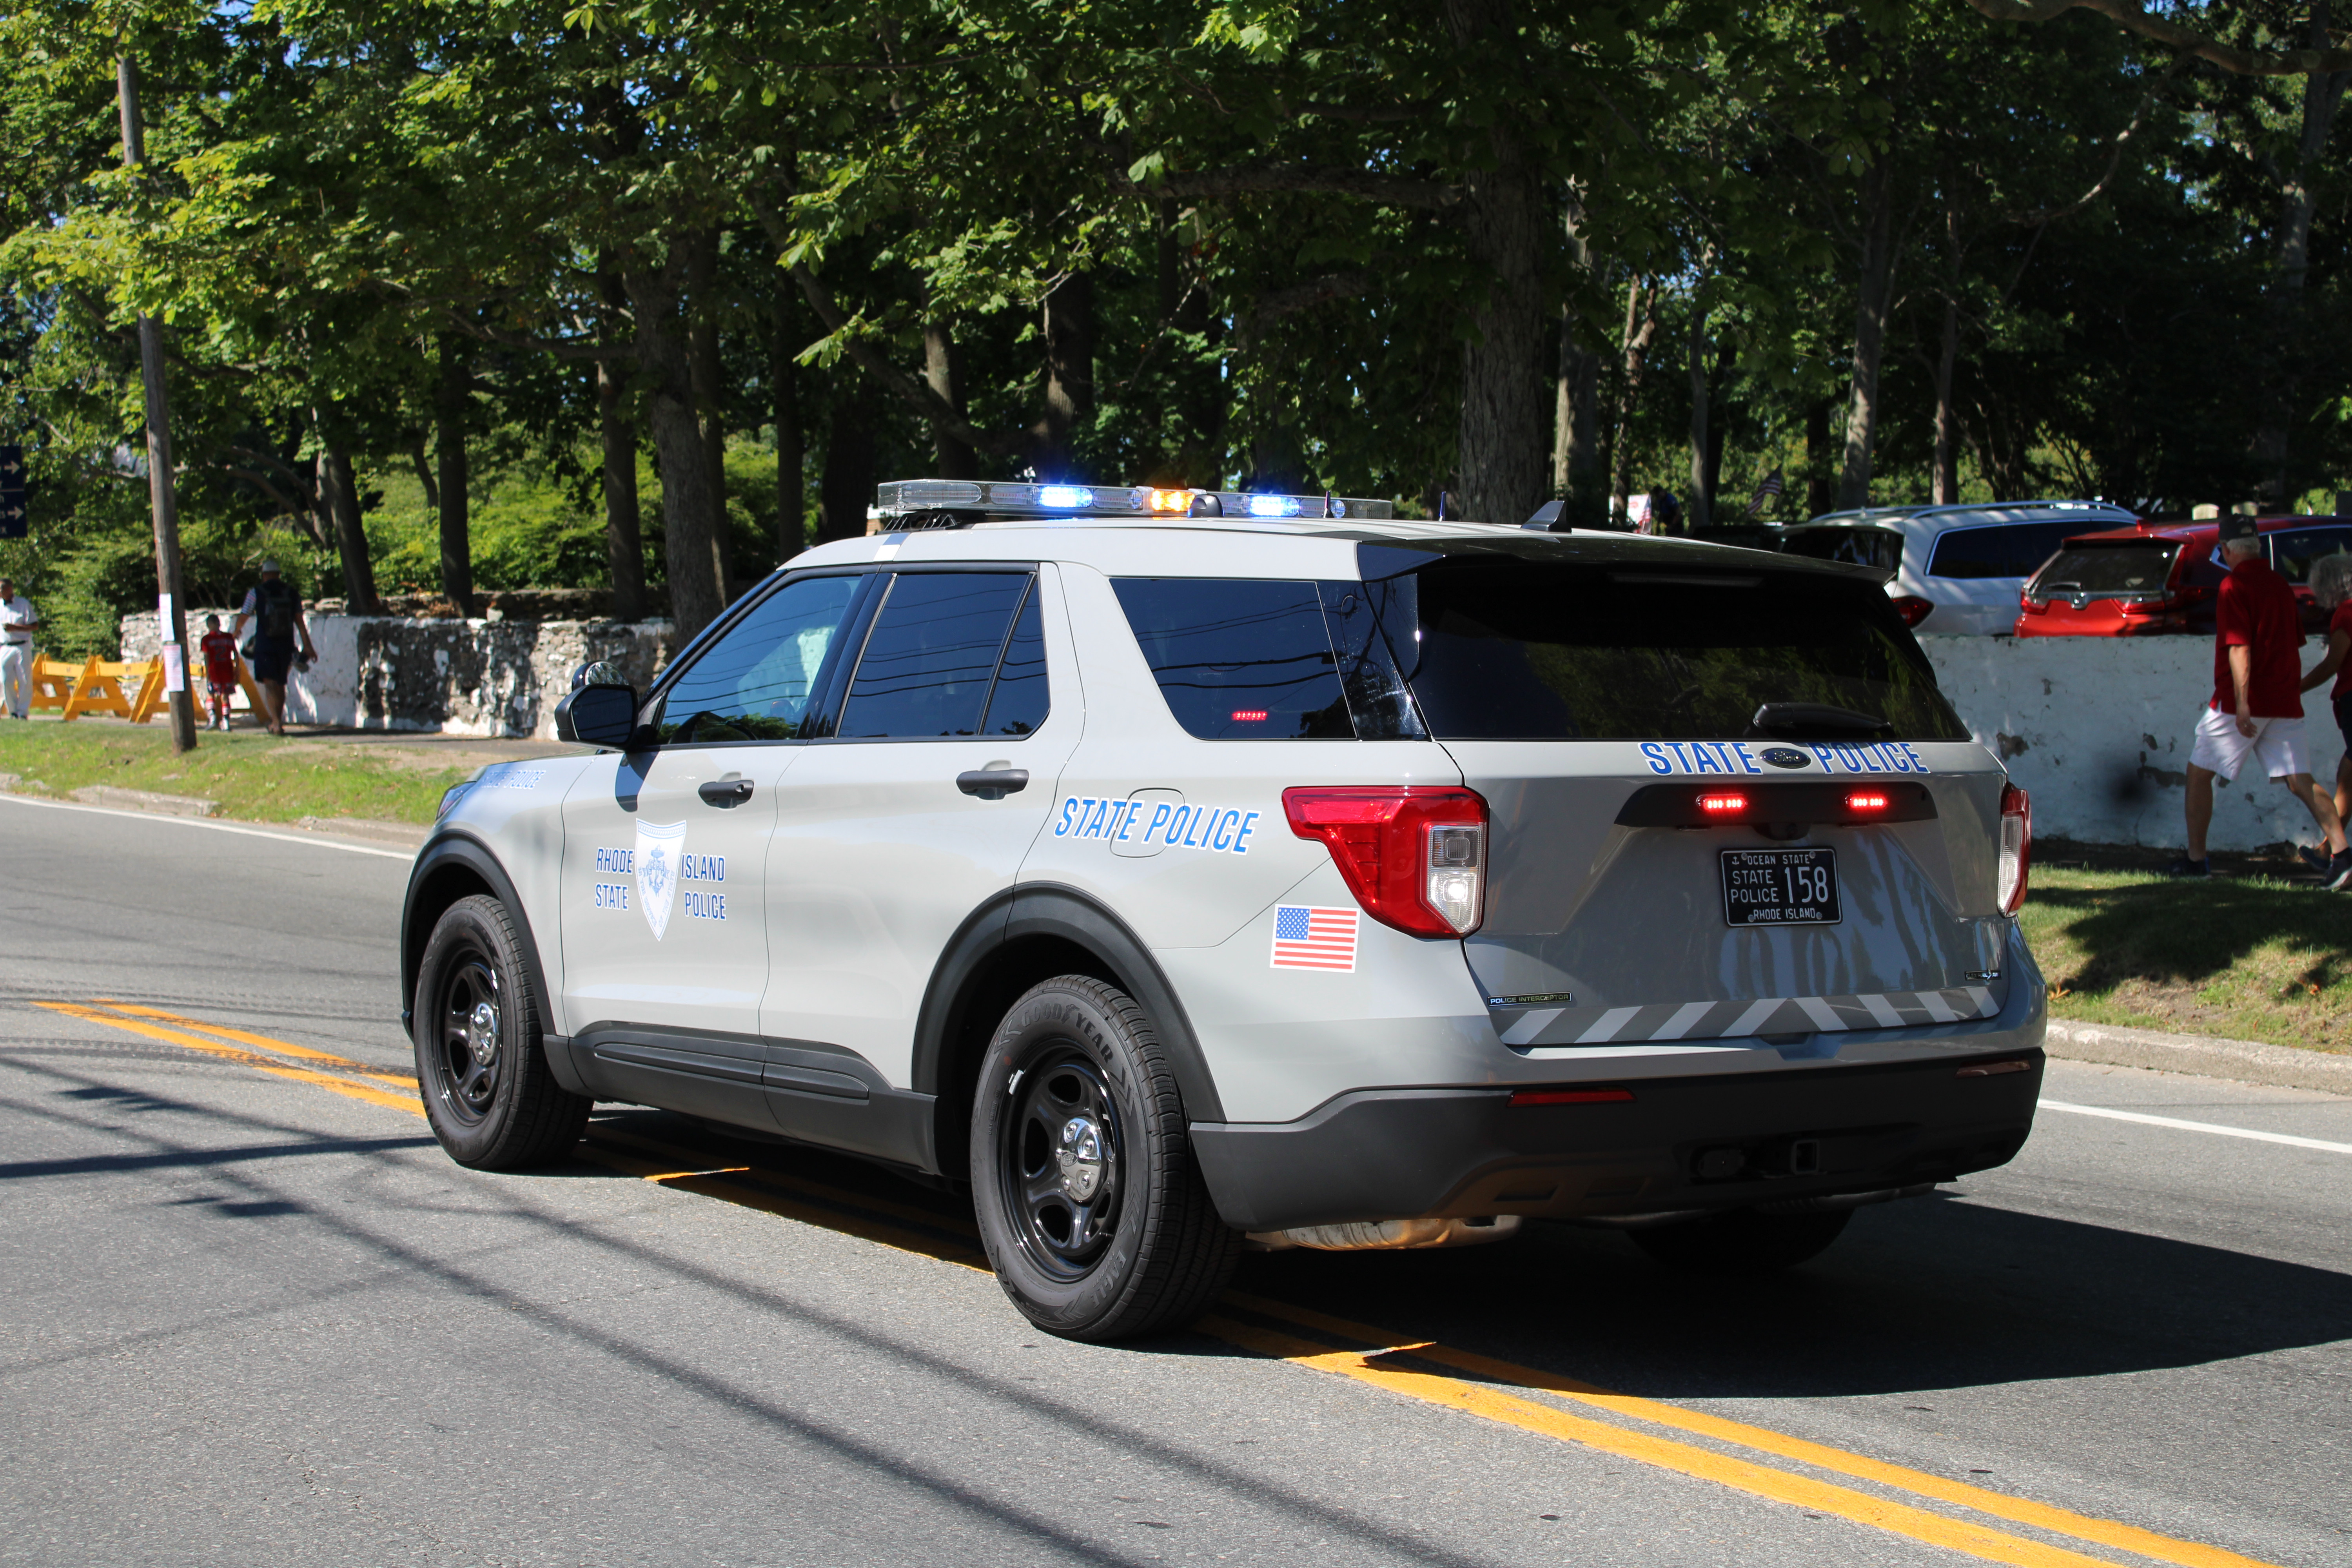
0,793,415,860
2039,1097,2352,1155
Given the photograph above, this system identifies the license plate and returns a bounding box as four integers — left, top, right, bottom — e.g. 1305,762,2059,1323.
1720,848,1841,927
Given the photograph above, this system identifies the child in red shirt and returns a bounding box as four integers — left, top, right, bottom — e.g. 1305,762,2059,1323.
197,613,239,731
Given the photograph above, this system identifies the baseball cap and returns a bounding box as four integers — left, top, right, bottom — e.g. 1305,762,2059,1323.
2217,515,2259,545
259,558,281,572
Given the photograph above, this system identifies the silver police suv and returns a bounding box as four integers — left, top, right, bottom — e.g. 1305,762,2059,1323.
401,480,2045,1341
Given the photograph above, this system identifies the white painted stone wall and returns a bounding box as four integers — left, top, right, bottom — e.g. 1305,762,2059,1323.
123,613,676,740
1920,634,2340,851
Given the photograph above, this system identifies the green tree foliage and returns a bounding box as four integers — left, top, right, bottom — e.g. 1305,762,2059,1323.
6,0,2352,658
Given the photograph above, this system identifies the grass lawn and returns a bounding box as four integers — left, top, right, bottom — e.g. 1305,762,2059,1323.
2020,862,2352,1054
0,717,474,826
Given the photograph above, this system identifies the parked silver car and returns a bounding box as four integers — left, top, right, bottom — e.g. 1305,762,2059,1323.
1782,501,2139,634
401,480,2047,1341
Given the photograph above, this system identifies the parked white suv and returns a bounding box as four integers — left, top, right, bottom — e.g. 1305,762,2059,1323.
1781,501,2138,634
401,480,2047,1341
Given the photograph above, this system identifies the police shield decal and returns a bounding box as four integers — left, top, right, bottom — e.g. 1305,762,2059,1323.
635,820,687,940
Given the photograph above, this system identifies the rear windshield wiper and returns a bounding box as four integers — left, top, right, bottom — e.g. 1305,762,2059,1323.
1749,702,1893,739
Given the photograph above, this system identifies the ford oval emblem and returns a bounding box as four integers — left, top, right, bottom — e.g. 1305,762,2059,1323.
1760,747,1811,769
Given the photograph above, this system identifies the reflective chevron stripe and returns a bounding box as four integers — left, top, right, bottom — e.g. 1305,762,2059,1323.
1493,985,1999,1049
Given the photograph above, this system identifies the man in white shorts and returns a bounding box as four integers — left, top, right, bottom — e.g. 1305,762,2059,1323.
0,577,38,720
2171,515,2352,885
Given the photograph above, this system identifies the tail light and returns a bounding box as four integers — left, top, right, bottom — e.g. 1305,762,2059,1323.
1283,786,1488,936
1997,782,2031,915
1891,595,1933,628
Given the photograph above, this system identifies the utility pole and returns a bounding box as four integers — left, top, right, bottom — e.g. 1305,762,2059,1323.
116,55,198,753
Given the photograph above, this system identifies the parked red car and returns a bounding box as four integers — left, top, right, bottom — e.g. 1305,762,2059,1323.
2014,514,2352,636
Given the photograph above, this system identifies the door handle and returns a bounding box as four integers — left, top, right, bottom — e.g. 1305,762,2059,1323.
698,778,754,807
956,768,1030,799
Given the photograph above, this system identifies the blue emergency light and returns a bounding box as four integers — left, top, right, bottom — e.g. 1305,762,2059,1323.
873,479,1395,525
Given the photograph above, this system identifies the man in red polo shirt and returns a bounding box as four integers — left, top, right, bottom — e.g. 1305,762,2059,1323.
2171,514,2352,884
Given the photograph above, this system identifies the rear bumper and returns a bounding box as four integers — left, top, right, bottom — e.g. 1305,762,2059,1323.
1189,1049,2042,1232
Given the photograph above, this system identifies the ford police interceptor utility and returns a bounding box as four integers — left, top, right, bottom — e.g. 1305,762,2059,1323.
401,478,2045,1342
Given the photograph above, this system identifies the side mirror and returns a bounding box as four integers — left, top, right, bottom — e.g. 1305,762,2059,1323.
555,683,641,749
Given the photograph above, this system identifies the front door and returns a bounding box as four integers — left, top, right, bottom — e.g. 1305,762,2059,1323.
558,572,866,1123
762,564,1080,1090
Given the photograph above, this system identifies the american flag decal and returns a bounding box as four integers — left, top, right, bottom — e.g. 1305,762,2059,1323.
1270,904,1359,971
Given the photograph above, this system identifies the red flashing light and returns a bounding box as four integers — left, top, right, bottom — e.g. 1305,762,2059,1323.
1230,709,1269,722
1697,792,1748,815
1509,1087,1636,1107
1846,791,1890,812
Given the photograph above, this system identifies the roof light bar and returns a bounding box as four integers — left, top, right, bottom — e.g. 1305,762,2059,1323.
873,479,1394,523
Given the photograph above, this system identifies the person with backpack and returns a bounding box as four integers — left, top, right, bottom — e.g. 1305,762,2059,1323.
233,560,315,736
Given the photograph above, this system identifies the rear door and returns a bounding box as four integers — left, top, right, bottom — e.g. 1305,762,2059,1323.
1364,546,2012,1053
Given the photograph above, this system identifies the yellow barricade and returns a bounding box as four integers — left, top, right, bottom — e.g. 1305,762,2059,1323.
125,659,168,723
28,655,88,714
60,657,154,721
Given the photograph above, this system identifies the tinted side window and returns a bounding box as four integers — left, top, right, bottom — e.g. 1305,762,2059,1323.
978,584,1050,737
2267,527,2352,585
1782,528,1903,572
1926,522,2075,579
658,574,862,743
1112,579,1351,739
837,572,1032,739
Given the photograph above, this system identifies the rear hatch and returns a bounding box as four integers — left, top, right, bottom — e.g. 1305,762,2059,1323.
1359,538,2011,1051
2019,537,2195,635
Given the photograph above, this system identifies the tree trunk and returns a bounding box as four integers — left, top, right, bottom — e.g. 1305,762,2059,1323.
1932,295,1962,506
597,358,646,622
1608,277,1661,525
773,289,805,561
1038,270,1094,479
1685,287,1713,531
1805,398,1836,517
621,255,726,643
687,228,730,590
405,433,438,512
817,371,880,544
320,441,380,615
1444,0,1547,527
434,335,474,617
924,311,976,479
1835,160,1898,510
1552,187,1604,526
2253,8,2351,499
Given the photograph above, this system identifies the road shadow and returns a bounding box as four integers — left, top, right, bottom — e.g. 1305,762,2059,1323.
561,1107,2352,1399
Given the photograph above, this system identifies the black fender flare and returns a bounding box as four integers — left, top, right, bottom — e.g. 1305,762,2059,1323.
400,830,557,1045
913,882,1226,1131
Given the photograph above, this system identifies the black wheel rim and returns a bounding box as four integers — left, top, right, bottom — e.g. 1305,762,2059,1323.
432,944,503,1127
998,1046,1126,1283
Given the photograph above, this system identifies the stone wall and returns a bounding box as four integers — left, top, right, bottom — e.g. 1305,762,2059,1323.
1920,634,2334,853
122,613,676,740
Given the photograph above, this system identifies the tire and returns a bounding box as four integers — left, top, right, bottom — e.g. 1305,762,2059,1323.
413,894,590,1170
1626,1207,1852,1276
969,976,1240,1341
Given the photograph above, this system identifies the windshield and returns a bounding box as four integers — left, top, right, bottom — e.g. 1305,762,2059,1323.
1373,559,1969,741
1780,527,1903,572
2030,543,2179,597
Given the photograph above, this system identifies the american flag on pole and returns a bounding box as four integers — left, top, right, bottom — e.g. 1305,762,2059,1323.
1270,904,1359,971
1744,468,1786,517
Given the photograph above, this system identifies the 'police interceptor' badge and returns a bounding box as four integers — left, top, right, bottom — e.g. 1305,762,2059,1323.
635,820,686,940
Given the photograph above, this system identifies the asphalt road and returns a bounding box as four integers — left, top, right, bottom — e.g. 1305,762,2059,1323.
2,793,2347,1568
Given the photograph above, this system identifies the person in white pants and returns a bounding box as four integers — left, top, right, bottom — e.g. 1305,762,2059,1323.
0,578,38,720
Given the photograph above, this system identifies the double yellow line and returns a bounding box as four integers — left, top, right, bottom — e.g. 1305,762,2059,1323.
39,997,2285,1568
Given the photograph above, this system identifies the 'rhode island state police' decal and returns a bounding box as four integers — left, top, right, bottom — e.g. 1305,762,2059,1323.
1639,740,1932,777
635,820,686,940
1053,795,1262,855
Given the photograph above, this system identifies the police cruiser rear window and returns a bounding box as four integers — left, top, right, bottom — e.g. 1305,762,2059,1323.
1371,558,1968,742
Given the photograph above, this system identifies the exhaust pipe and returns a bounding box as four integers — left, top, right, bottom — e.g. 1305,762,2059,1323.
1247,1215,1523,1252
